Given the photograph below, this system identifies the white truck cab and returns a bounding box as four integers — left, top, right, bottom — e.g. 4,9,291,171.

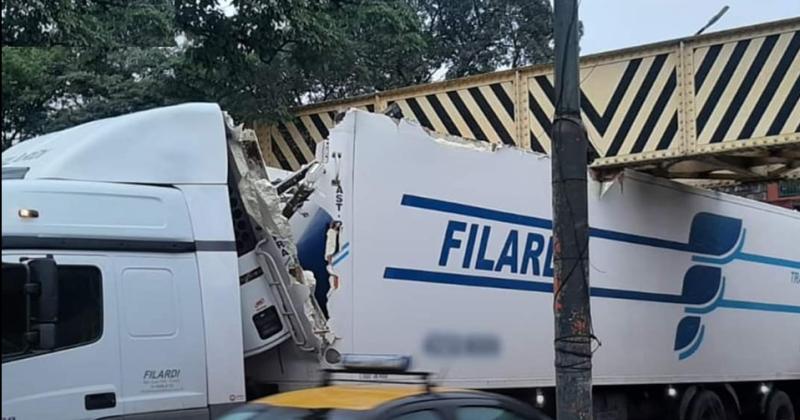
1,103,300,419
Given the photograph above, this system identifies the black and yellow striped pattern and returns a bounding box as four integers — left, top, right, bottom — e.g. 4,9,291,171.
255,18,799,173
692,30,799,147
388,81,516,145
261,104,375,169
271,110,336,169
528,52,680,158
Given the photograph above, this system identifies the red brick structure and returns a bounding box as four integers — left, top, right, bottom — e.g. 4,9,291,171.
766,180,800,211
714,180,799,211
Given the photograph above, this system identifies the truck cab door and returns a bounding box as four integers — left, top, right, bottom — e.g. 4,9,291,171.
113,253,208,416
1,254,122,420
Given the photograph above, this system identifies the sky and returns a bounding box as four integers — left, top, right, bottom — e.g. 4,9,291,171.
579,0,800,55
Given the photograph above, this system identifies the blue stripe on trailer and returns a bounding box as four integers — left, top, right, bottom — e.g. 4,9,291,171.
401,194,688,251
735,252,800,270
401,194,552,230
718,299,800,314
383,267,800,314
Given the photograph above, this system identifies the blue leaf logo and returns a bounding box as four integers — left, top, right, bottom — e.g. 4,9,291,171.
674,316,706,360
674,316,701,351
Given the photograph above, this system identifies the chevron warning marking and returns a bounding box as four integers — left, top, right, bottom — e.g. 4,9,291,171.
269,107,376,169
528,51,680,159
431,92,472,139
388,81,516,146
528,77,555,154
271,125,300,169
693,30,800,145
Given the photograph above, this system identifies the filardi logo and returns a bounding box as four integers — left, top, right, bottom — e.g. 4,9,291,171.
144,369,180,380
143,368,183,393
1,148,49,165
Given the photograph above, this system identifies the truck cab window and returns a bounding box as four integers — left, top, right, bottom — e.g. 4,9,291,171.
2,264,27,357
1,264,103,362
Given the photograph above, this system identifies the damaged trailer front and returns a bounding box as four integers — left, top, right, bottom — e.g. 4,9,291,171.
246,109,800,417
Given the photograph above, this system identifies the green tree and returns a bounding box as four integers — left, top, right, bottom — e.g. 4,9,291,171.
2,0,175,48
2,0,179,149
2,47,66,148
3,0,556,148
172,0,330,122
294,0,434,102
174,0,434,119
413,0,554,78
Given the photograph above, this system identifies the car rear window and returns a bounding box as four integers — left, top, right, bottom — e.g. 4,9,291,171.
219,404,362,420
455,406,525,420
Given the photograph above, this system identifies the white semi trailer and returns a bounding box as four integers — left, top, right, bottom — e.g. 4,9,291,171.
2,104,798,420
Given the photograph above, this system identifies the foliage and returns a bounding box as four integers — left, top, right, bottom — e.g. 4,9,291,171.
2,0,175,48
2,47,65,147
2,0,556,148
2,0,179,148
174,0,434,119
293,0,434,101
414,0,554,78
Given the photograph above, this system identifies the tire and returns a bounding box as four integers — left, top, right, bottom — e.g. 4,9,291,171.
765,390,795,420
687,390,727,420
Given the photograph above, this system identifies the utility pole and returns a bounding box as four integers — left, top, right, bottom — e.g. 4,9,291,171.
551,0,593,419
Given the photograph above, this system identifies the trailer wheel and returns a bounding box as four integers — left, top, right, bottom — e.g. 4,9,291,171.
687,390,726,420
765,390,794,420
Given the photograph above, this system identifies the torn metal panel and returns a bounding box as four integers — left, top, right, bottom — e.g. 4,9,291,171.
227,121,331,355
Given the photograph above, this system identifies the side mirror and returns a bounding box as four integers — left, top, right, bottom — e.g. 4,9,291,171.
26,258,59,350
